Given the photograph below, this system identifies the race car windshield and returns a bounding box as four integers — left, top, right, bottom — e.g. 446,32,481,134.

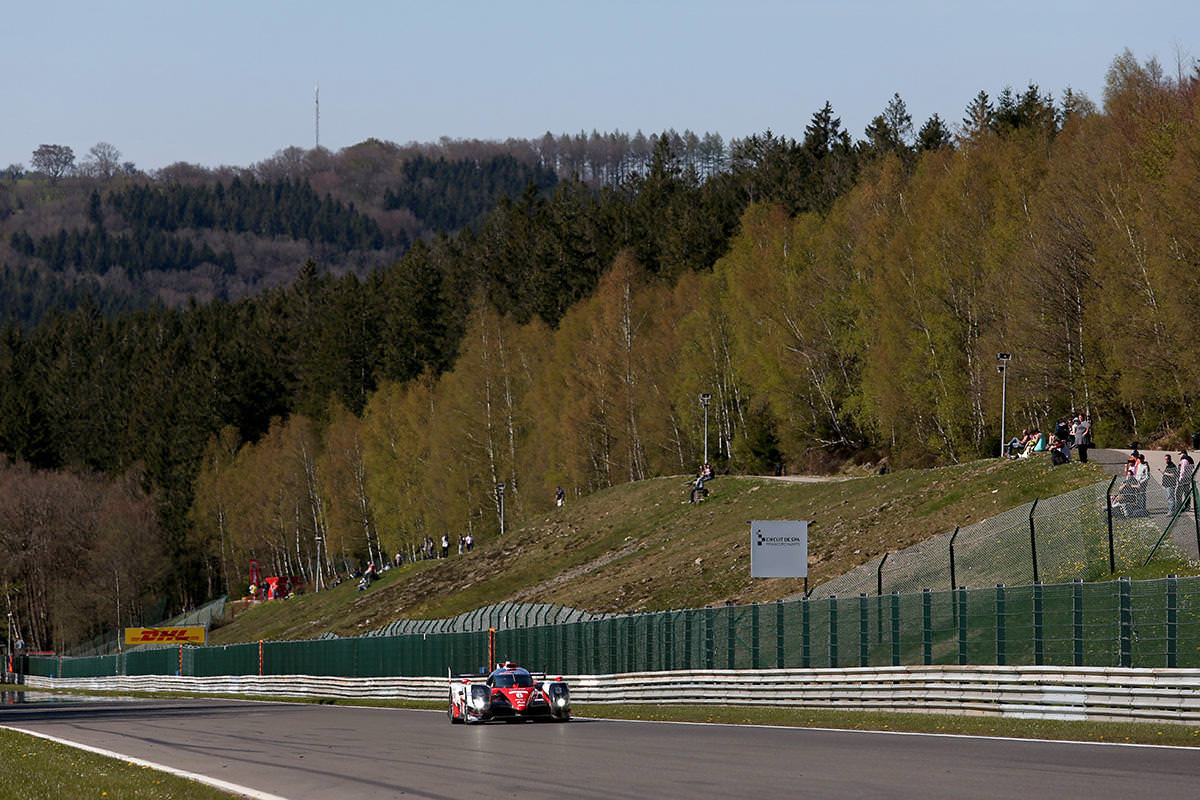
492,672,534,688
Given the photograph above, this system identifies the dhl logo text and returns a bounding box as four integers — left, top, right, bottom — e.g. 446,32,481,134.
124,627,206,644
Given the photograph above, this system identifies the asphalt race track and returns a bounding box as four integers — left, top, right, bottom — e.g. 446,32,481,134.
2,697,1198,799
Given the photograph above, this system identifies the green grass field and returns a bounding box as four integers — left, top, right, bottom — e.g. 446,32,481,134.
0,727,239,800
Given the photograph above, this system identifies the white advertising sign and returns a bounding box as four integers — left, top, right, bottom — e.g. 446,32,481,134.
750,520,809,578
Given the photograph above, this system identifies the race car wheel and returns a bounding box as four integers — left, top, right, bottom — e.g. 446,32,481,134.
447,694,463,724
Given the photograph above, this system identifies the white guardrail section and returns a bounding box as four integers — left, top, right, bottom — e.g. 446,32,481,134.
24,666,1200,726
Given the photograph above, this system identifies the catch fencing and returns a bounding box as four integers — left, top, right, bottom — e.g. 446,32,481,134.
19,576,1200,681
360,602,610,637
64,595,229,658
808,475,1196,600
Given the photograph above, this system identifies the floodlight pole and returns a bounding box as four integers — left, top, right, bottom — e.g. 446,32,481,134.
314,535,325,592
497,482,506,537
997,353,1011,457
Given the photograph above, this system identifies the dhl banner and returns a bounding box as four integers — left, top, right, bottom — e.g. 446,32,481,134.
124,626,207,645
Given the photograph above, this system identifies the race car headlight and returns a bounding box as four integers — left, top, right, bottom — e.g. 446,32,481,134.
469,684,491,711
548,682,570,708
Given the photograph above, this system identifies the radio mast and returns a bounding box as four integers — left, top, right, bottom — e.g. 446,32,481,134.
314,82,320,150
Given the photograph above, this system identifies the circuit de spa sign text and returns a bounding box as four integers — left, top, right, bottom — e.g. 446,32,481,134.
750,520,809,578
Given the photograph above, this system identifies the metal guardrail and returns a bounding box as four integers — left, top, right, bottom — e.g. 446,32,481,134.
24,666,1200,726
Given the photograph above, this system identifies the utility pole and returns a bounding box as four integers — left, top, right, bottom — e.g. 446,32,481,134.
997,353,1011,457
700,393,712,465
496,482,506,537
314,535,325,592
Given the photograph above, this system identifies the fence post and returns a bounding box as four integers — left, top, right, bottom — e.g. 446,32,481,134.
751,604,760,670
683,612,693,671
1028,499,1040,583
876,553,887,643
957,586,968,666
859,594,869,667
258,640,263,676
1073,579,1084,667
995,585,1006,666
1105,475,1118,573
922,589,932,666
801,599,811,669
829,596,839,668
610,617,620,674
948,527,959,592
726,601,736,670
1119,576,1132,668
890,592,901,667
1192,474,1200,560
1033,581,1044,666
664,613,674,672
776,600,785,669
591,621,601,675
622,617,631,673
1166,575,1178,668
704,607,714,670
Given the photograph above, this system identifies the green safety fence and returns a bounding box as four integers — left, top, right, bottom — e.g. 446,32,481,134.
20,576,1200,680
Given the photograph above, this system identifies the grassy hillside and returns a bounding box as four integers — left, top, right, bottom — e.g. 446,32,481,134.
211,457,1113,644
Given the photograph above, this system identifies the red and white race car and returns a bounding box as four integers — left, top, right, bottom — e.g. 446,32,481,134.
448,662,571,724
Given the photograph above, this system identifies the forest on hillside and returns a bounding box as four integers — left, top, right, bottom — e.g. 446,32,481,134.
3,51,1199,652
0,132,715,326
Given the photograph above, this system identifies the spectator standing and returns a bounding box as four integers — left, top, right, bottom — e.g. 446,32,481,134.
1180,451,1195,509
1071,415,1089,463
441,534,450,558
465,532,474,552
555,486,565,507
1134,453,1150,515
1162,455,1179,516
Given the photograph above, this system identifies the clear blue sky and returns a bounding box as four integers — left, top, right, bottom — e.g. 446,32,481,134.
4,1,1197,171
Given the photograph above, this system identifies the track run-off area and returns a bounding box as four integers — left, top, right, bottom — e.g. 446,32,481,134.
2,696,1198,799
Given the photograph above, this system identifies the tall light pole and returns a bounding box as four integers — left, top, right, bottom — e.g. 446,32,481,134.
496,482,506,537
997,353,1011,457
313,535,325,592
699,393,712,465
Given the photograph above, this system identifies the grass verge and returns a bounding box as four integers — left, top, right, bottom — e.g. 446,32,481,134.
0,727,239,800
